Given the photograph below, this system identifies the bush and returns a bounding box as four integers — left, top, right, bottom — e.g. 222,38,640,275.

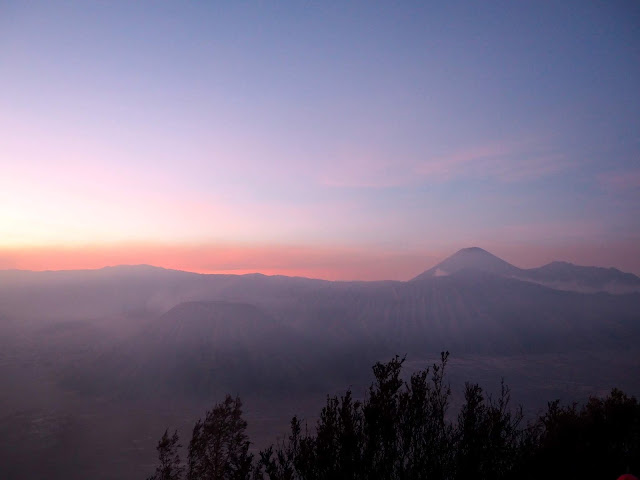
147,354,640,480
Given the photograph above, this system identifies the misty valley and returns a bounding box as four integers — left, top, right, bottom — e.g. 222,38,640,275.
1,248,639,479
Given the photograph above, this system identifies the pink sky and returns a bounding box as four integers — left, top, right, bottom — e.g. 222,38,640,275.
1,3,639,279
2,240,639,280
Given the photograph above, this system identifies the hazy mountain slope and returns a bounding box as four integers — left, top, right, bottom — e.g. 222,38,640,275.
54,270,640,403
0,265,206,319
290,270,640,355
0,266,330,320
411,247,640,293
411,247,523,280
2,248,638,326
64,300,365,400
516,261,640,293
3,249,640,404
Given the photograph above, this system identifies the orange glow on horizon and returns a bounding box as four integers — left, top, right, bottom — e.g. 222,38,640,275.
2,240,639,280
0,243,437,281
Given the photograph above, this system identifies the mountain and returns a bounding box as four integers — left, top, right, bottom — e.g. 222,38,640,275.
64,300,364,399
516,261,640,294
58,265,640,400
411,247,640,294
91,301,312,398
411,247,522,280
4,250,640,400
0,265,329,319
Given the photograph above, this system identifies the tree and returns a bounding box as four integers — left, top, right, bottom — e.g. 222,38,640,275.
255,352,458,480
188,394,253,480
525,388,640,480
148,354,640,480
397,350,454,479
147,429,184,480
454,380,527,479
254,416,305,480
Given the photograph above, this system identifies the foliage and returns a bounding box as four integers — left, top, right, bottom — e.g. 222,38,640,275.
148,395,252,480
522,388,640,479
188,394,253,480
253,352,530,480
147,429,184,480
147,354,640,480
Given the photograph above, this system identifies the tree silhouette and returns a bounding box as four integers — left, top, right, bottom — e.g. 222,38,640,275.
454,380,528,479
254,352,459,480
148,354,640,480
187,394,253,480
147,429,184,480
524,388,640,480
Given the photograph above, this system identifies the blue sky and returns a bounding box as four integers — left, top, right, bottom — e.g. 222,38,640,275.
1,1,639,278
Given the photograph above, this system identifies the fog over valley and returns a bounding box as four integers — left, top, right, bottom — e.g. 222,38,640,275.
1,248,639,479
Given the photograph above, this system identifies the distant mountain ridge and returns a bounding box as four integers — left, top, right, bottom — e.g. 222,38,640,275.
3,248,638,295
0,248,638,323
411,247,640,294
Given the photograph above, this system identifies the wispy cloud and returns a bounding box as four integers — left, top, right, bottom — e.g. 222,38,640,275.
416,144,568,183
317,150,414,189
414,144,510,179
598,168,640,191
319,140,570,188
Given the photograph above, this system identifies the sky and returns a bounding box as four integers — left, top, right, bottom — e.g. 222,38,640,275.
1,1,639,279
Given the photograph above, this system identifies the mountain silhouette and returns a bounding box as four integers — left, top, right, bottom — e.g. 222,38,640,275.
519,261,640,293
411,247,522,280
410,247,640,293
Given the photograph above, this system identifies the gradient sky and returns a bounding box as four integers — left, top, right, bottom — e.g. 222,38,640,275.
1,1,639,279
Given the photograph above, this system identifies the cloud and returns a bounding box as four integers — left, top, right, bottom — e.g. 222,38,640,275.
598,169,640,191
317,150,414,189
319,140,569,189
414,144,509,179
416,145,568,183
